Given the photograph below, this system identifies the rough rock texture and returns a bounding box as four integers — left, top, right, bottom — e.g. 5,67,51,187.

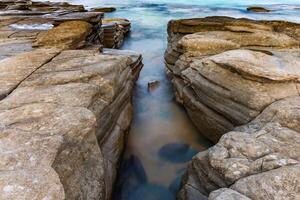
165,16,300,142
0,1,143,200
179,96,300,200
33,21,93,49
209,189,251,200
102,18,131,48
0,3,104,59
0,48,142,200
169,17,300,200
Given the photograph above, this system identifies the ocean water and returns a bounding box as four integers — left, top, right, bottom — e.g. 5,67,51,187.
43,0,300,199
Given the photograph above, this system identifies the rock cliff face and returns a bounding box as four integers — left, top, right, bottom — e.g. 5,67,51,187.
0,1,142,200
165,17,300,200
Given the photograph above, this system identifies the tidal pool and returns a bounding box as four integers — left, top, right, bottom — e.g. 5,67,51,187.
41,0,300,199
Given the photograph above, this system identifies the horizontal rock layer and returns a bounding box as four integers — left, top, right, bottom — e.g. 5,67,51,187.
165,17,300,200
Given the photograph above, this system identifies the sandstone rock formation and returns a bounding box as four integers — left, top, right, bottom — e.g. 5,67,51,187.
179,97,300,200
0,3,104,58
102,18,131,48
0,1,143,200
165,17,300,200
33,21,93,49
165,16,300,142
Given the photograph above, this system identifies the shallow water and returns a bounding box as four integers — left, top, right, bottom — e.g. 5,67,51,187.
44,0,300,199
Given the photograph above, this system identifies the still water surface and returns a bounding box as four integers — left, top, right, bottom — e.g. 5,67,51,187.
45,0,300,199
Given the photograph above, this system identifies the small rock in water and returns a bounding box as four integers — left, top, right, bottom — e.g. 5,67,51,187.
158,143,198,163
147,80,160,92
247,6,271,12
129,184,174,200
91,7,116,13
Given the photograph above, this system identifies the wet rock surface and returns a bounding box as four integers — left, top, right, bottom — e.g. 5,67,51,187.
165,17,300,200
0,1,142,200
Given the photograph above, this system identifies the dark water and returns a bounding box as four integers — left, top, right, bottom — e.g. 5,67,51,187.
43,0,300,199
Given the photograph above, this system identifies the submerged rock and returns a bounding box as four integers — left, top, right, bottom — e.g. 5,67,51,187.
91,7,117,13
148,80,160,91
247,6,271,13
158,143,197,163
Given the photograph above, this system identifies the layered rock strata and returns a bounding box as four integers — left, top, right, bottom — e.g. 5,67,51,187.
102,18,131,48
0,1,104,58
165,16,300,142
0,48,142,200
164,17,300,200
0,1,143,200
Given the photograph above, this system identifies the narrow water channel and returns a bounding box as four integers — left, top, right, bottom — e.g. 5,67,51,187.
43,0,300,199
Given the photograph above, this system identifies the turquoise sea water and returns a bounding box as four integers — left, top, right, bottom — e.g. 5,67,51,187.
45,0,300,199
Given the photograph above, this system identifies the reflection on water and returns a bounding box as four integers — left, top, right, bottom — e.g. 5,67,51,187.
41,0,300,199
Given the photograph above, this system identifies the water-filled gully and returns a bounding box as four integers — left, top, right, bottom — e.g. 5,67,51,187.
42,1,300,199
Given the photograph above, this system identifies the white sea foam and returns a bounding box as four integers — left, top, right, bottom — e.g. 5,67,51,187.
9,23,54,30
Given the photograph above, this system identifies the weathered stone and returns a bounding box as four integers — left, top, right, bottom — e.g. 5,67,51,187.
179,97,300,200
102,18,131,48
209,188,251,200
165,17,300,142
0,47,142,200
0,48,59,100
33,21,93,49
170,17,300,200
0,167,65,200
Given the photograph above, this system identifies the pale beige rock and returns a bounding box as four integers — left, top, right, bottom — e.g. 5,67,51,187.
0,48,59,100
231,165,300,200
209,188,251,200
171,17,300,200
179,97,300,200
165,17,300,142
0,48,142,200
